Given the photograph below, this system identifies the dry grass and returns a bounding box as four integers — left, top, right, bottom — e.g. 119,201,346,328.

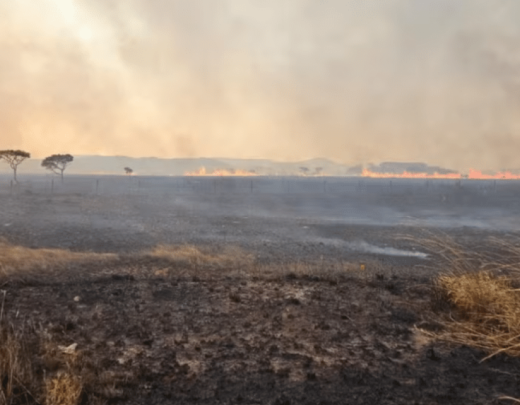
148,244,254,269
0,289,37,405
148,244,379,283
0,239,126,404
0,309,86,405
0,323,34,404
421,234,520,361
252,260,374,281
44,373,82,405
0,238,116,282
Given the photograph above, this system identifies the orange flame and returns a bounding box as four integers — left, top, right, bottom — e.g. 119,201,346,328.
361,168,520,180
361,169,462,179
185,167,258,176
467,169,520,180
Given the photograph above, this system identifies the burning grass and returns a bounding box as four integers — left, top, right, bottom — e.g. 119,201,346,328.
421,234,520,361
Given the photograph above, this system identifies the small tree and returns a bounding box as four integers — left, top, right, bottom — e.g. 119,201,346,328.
299,166,309,176
124,167,133,175
0,150,31,182
41,154,74,183
315,167,323,176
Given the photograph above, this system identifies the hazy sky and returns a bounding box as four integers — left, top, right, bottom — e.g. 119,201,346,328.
1,0,520,170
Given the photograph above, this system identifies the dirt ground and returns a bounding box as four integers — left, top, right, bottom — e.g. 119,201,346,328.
1,178,520,404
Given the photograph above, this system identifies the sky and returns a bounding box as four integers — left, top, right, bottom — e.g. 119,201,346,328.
1,0,520,171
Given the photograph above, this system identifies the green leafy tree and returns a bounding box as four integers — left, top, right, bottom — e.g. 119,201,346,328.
41,154,74,183
0,150,30,182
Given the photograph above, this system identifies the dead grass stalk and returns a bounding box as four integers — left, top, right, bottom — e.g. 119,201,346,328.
0,292,35,404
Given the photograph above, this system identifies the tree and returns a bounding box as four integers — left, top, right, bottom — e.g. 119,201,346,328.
315,167,323,176
0,150,30,182
41,154,74,183
299,167,309,176
124,167,133,175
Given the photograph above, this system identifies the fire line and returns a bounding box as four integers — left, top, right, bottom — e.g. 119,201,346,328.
361,169,520,180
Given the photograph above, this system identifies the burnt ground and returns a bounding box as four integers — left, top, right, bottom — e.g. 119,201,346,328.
1,178,520,404
5,257,520,405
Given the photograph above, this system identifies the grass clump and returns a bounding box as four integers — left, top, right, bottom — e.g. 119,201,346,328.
434,270,520,360
424,234,520,360
44,373,82,405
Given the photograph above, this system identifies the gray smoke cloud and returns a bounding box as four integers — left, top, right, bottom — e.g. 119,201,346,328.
2,0,520,170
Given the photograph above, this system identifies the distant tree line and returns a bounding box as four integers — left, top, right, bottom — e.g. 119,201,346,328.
299,166,324,176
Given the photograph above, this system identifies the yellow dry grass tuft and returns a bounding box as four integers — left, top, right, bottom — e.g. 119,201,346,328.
437,271,518,317
421,234,520,360
149,244,254,269
44,372,82,405
433,271,520,360
0,238,116,281
0,322,34,404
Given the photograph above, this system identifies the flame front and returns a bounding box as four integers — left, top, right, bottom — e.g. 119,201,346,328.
185,167,258,176
466,169,520,180
184,167,520,179
361,168,520,180
361,169,462,179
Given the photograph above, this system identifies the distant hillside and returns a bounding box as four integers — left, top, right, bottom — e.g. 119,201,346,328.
0,155,461,177
6,156,353,176
367,162,458,175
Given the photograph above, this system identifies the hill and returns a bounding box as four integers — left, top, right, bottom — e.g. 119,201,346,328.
0,155,460,177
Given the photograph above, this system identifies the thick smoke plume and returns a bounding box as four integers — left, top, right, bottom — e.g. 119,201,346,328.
1,0,520,171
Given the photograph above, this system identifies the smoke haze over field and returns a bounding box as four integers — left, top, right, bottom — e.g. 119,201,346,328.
2,1,520,171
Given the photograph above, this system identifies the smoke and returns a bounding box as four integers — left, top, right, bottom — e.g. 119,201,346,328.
2,0,520,170
311,237,429,259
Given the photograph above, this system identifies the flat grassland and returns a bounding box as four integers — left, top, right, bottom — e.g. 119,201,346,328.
0,176,519,404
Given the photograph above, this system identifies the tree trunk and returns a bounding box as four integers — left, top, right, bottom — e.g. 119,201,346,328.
61,170,64,184
13,166,17,183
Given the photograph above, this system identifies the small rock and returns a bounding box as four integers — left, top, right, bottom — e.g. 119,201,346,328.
73,296,80,302
426,347,441,361
58,343,78,355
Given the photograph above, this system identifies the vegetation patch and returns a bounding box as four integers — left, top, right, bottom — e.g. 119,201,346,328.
148,244,254,269
0,238,116,282
421,234,520,361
